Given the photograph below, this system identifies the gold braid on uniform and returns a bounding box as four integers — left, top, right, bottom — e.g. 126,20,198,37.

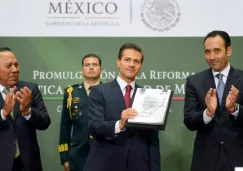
58,143,69,153
66,86,73,120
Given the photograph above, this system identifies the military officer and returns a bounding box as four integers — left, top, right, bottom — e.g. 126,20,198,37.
58,54,102,171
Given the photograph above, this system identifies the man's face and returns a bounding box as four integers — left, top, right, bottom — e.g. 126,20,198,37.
117,49,142,83
204,35,232,72
82,57,102,80
0,51,19,88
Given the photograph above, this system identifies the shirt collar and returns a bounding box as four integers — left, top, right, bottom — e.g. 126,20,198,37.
0,84,13,93
212,63,230,78
116,76,135,91
84,80,100,92
0,85,5,93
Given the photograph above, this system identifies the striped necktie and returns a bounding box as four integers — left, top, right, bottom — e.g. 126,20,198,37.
216,73,225,105
2,87,20,158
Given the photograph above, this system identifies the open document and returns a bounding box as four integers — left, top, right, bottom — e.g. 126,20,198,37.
126,88,172,130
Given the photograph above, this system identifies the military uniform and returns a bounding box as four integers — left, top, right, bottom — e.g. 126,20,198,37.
58,82,97,171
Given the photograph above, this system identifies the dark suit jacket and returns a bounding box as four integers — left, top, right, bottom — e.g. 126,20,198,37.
84,80,161,171
184,67,243,171
0,81,51,171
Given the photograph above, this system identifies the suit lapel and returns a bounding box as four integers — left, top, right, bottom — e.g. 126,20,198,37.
203,69,216,94
0,87,14,121
14,82,21,119
109,80,127,109
0,95,12,121
202,69,223,112
220,67,239,112
14,98,20,120
109,80,139,109
0,95,4,109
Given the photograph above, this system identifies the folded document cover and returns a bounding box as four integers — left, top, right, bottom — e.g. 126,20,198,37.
125,88,173,130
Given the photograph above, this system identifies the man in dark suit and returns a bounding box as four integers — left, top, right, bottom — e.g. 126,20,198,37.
58,54,102,171
0,47,51,171
184,30,243,171
84,43,161,171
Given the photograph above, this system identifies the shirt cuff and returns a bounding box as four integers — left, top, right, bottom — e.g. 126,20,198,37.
203,109,214,124
230,106,239,119
1,109,7,120
115,120,126,134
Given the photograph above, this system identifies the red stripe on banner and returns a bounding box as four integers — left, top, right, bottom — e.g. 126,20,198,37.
172,97,184,101
85,17,120,19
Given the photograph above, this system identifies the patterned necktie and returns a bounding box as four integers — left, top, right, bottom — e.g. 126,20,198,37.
216,73,225,104
3,88,13,118
3,88,10,98
124,85,132,108
2,87,20,158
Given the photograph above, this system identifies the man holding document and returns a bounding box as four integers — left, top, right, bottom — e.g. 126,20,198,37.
83,43,161,171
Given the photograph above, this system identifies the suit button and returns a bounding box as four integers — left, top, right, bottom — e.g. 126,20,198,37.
13,140,16,145
220,141,224,145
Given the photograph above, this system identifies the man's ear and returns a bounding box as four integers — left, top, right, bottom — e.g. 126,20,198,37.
81,68,83,75
117,58,121,68
227,46,232,56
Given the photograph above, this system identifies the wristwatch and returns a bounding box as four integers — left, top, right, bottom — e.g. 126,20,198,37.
229,103,239,113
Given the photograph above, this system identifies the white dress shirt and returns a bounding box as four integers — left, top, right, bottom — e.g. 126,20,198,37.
114,76,135,133
204,63,239,124
0,84,31,120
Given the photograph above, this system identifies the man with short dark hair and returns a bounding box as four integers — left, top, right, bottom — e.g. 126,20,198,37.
84,43,161,171
58,54,102,171
0,47,51,171
184,30,243,171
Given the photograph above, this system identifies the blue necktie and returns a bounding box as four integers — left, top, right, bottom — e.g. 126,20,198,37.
216,73,225,104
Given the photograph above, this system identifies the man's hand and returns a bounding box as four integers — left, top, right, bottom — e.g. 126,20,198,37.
119,108,138,130
63,162,70,171
15,87,32,115
226,85,239,113
2,86,17,118
205,88,217,117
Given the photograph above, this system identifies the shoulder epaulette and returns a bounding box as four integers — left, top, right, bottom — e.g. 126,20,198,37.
64,83,79,91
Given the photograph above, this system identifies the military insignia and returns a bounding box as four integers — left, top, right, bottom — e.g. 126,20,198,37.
72,110,82,119
58,143,69,153
72,106,79,113
73,97,80,103
64,83,79,120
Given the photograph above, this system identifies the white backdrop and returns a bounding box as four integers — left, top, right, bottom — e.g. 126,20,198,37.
0,0,243,37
